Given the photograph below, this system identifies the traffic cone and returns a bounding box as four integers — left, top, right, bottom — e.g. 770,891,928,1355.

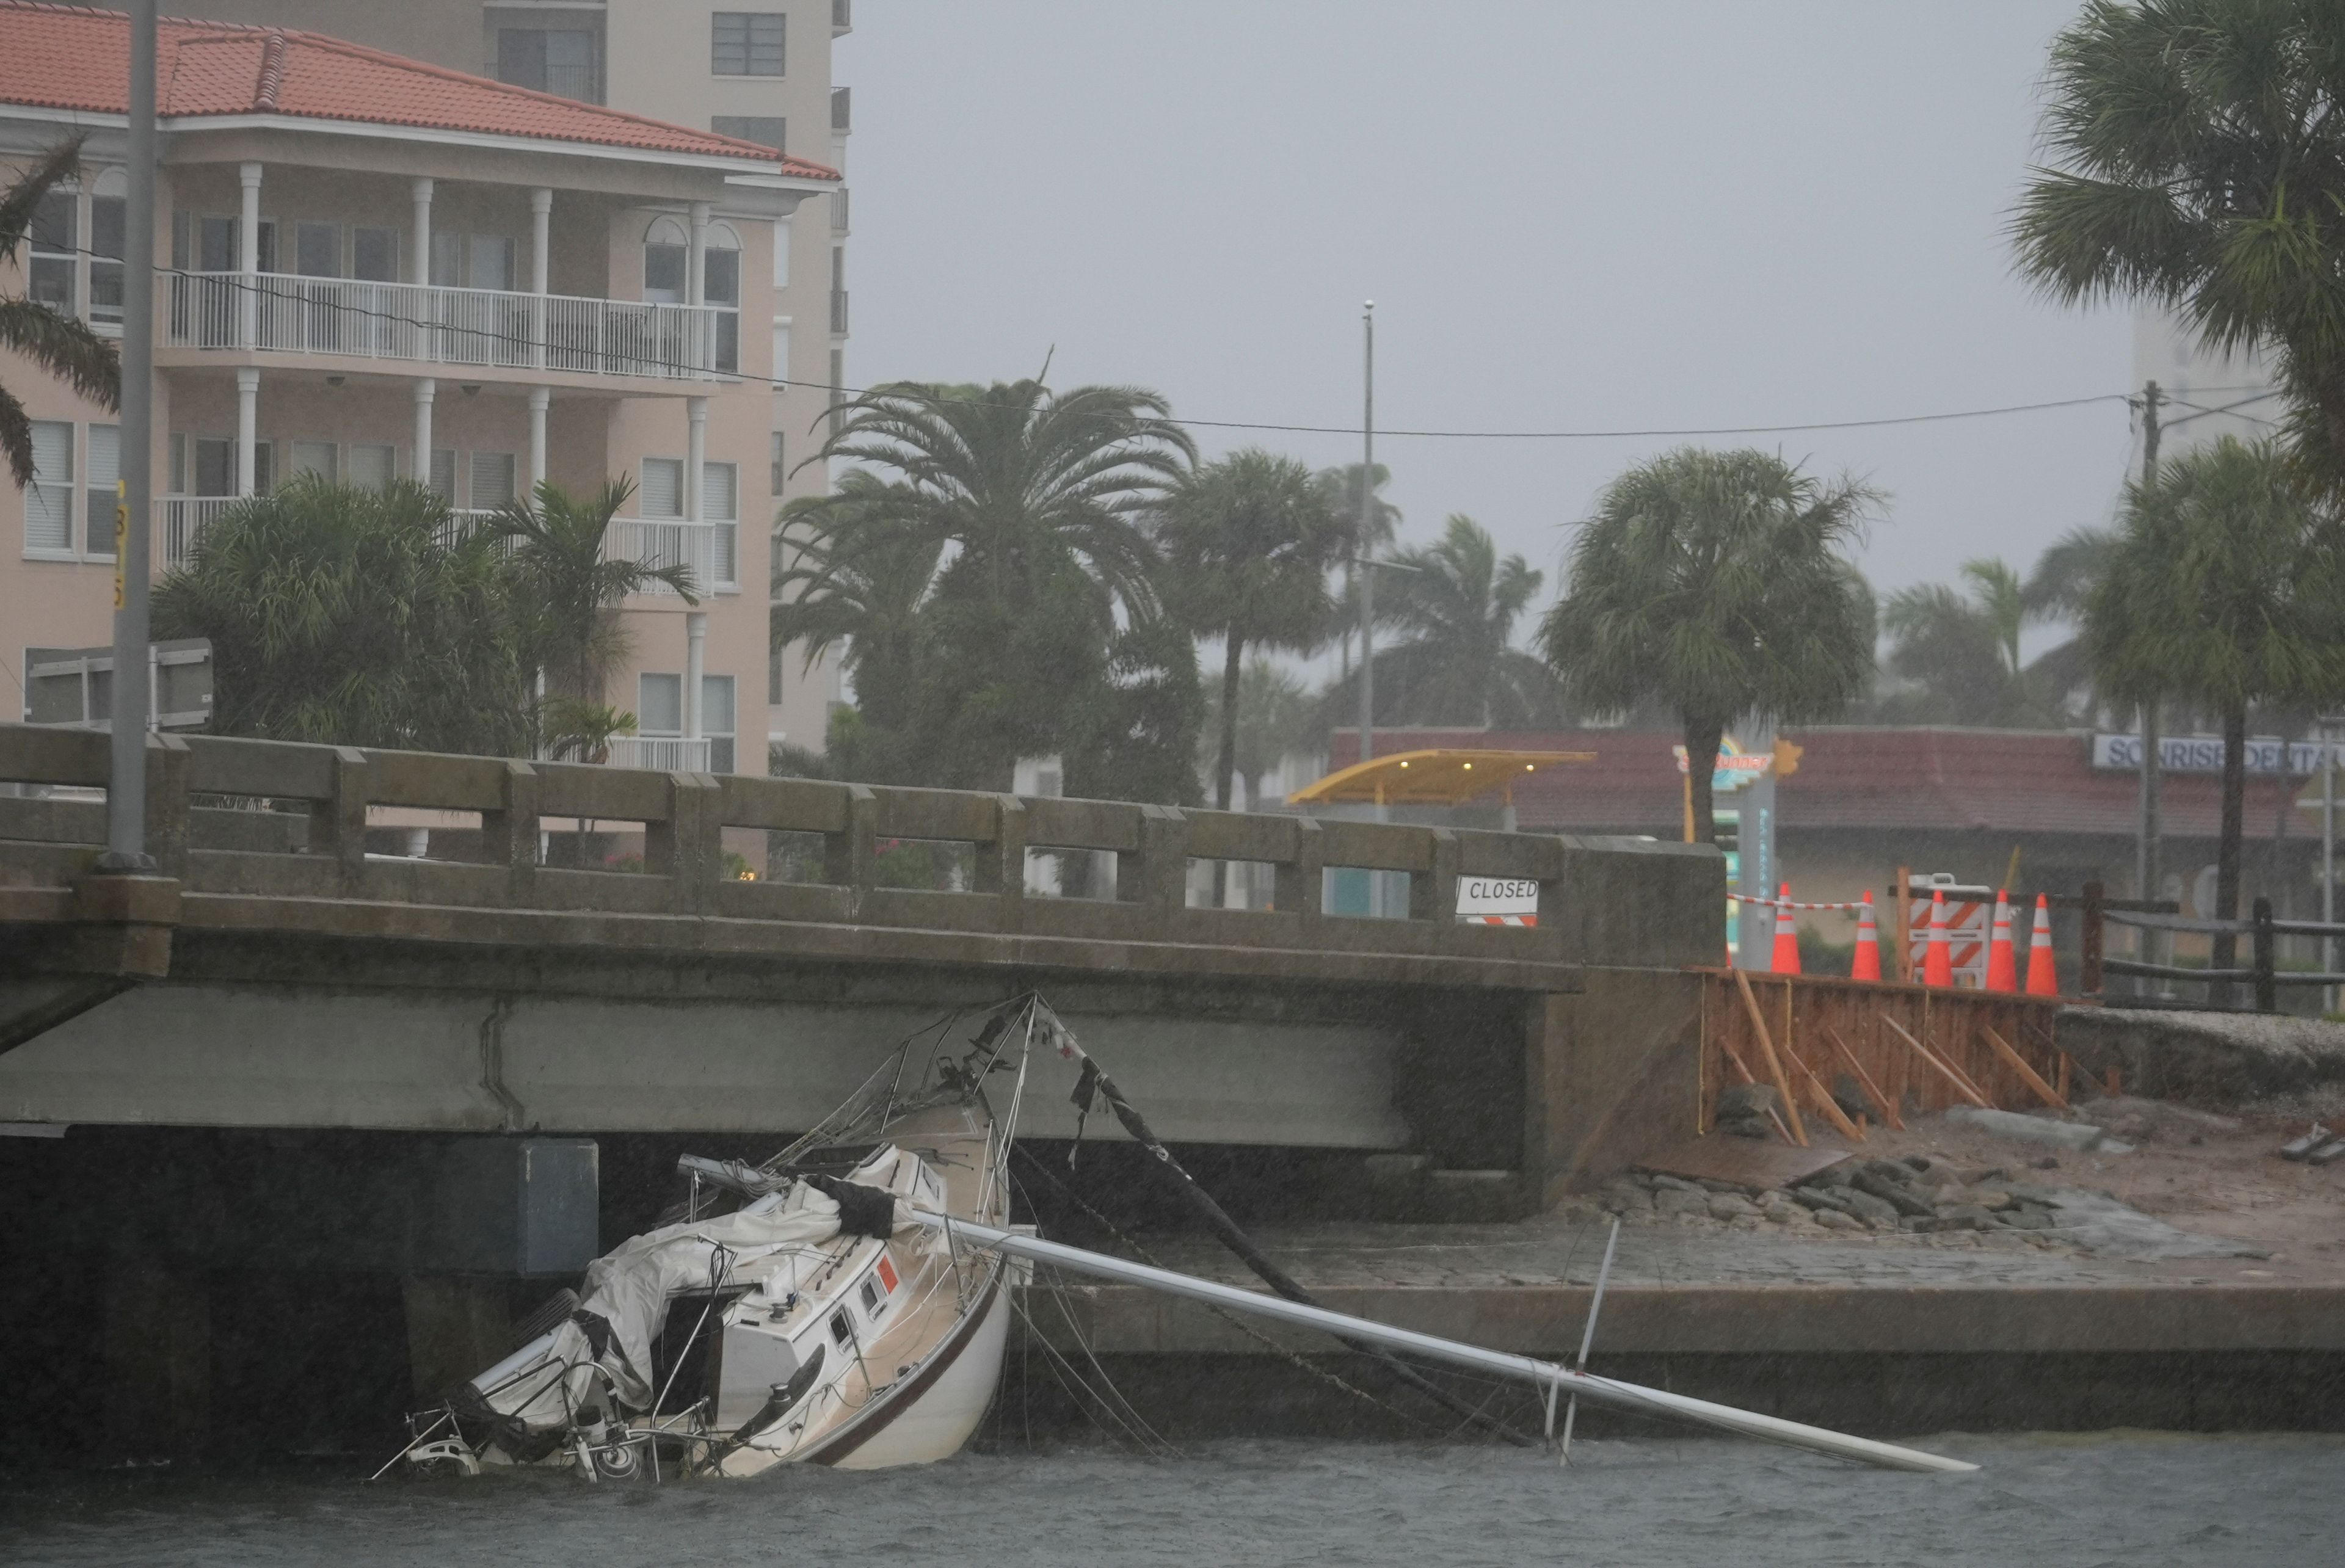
1985,889,2018,993
1922,890,1954,987
1850,891,1882,981
1770,883,1801,974
2024,894,2059,997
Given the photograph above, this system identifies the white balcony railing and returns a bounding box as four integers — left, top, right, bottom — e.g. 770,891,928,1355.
155,498,503,568
602,735,713,771
608,517,737,595
161,271,740,381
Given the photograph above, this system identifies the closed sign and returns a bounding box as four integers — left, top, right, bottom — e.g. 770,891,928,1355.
1457,877,1540,925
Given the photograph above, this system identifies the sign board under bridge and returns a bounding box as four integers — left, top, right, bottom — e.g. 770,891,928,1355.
1456,876,1538,926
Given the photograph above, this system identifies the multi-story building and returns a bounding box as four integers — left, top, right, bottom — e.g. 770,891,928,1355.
1,1,845,769
158,0,859,755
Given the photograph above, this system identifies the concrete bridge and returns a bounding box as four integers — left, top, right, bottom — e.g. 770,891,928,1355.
2,721,1718,1194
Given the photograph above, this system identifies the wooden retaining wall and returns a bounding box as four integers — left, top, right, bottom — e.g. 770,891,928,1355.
1694,968,2069,1139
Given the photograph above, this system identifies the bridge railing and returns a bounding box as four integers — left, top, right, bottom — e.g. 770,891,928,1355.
0,725,1721,966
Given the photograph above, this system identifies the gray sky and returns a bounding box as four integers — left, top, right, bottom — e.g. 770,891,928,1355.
843,1,2132,655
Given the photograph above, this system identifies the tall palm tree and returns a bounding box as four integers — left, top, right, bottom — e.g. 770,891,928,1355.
151,476,532,753
1331,514,1569,728
2,138,120,485
489,477,698,713
773,470,946,715
2085,436,2345,995
1156,449,1345,812
1541,448,1880,847
1200,656,1314,808
2013,0,2345,493
1315,461,1402,677
799,378,1194,619
2020,525,2119,718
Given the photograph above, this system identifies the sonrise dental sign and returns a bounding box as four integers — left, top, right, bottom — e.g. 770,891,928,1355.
2091,734,2337,776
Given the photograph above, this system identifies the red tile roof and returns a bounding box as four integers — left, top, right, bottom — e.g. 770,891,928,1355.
1331,725,2316,841
0,2,839,178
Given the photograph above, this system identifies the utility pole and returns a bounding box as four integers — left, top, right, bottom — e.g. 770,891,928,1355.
2135,379,2163,993
1356,302,1375,774
100,0,158,872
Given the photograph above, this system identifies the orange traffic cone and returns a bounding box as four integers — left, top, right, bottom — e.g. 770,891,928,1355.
1770,883,1801,974
1922,890,1954,987
2024,893,2059,997
1850,891,1882,981
1985,889,2018,992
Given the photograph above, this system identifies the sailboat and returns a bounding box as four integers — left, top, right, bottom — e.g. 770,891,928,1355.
397,995,1975,1481
400,1000,1034,1479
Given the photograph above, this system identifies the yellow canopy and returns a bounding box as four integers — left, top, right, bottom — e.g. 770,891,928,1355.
1285,748,1596,807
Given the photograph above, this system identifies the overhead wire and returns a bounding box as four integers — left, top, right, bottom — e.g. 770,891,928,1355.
90,259,2157,443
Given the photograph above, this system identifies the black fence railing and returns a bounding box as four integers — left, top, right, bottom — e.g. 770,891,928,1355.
2086,885,2345,1014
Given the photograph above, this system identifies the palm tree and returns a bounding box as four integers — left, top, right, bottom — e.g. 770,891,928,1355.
1541,448,1880,847
773,470,946,709
2020,526,2118,718
151,475,533,753
1880,559,2032,725
1156,449,1345,812
2,138,120,485
1315,462,1402,678
2013,1,2345,493
799,378,1194,619
489,477,697,721
2084,437,2345,996
1343,514,1569,728
1201,656,1314,808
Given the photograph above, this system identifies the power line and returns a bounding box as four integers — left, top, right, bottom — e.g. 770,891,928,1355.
84,260,2153,442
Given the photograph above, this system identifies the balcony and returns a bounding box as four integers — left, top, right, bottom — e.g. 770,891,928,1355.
607,517,738,595
161,272,739,382
830,289,849,335
831,187,850,236
832,86,851,133
601,735,713,771
833,0,852,36
155,497,501,568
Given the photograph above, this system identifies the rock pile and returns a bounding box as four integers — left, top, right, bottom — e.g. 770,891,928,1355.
1599,1154,2070,1246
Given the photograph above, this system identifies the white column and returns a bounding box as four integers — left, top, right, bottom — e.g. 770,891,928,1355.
528,187,551,371
687,200,710,307
413,378,435,492
527,386,550,497
685,611,708,755
685,396,708,523
234,368,260,496
238,162,262,347
410,178,434,285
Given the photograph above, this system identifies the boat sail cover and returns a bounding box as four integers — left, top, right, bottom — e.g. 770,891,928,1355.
474,1175,915,1437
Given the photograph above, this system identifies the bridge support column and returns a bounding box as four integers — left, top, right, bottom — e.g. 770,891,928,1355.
103,1256,210,1462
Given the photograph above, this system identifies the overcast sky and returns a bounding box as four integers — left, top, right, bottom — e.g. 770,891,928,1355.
842,1,2133,655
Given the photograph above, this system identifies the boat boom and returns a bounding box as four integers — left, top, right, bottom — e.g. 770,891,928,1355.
914,1212,1977,1475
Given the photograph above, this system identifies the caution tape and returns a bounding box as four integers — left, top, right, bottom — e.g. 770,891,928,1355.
1725,891,1869,911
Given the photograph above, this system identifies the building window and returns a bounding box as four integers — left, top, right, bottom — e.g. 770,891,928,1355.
703,674,736,774
349,443,396,492
470,236,517,293
771,322,791,385
29,191,76,316
24,420,74,555
638,672,683,736
831,85,851,133
707,233,741,374
289,440,337,485
429,448,457,503
90,188,126,328
498,27,600,102
83,424,118,556
829,347,845,436
705,460,739,585
353,227,401,283
713,115,786,151
712,12,785,76
770,431,786,496
639,457,685,518
771,217,791,288
294,221,342,278
471,451,518,510
642,216,688,305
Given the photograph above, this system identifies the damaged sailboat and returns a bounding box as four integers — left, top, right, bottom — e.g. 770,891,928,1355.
399,1000,1034,1479
396,995,1976,1481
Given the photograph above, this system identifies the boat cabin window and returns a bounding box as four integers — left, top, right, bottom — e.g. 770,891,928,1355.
829,1309,852,1346
859,1277,885,1318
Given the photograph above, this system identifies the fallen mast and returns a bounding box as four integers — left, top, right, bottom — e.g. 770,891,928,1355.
917,1213,1979,1476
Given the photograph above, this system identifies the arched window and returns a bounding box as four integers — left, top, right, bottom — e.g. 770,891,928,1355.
642,214,689,303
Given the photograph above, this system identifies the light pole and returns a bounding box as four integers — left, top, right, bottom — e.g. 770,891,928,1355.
1356,301,1375,771
100,0,158,873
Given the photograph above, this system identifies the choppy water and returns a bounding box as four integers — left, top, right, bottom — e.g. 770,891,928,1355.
4,1435,2338,1567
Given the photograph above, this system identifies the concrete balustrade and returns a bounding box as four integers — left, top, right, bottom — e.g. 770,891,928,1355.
0,724,1722,978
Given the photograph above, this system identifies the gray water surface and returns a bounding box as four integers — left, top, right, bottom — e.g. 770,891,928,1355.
5,1435,2338,1567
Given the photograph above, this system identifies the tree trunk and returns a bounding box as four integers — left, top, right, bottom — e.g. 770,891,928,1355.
1212,634,1245,908
2211,702,2247,1007
1684,714,1725,849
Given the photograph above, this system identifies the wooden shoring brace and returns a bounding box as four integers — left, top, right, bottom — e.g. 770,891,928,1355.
1881,1015,1991,1109
1982,1023,2067,1111
1734,968,1808,1146
1787,1039,1865,1142
1823,1022,1902,1131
